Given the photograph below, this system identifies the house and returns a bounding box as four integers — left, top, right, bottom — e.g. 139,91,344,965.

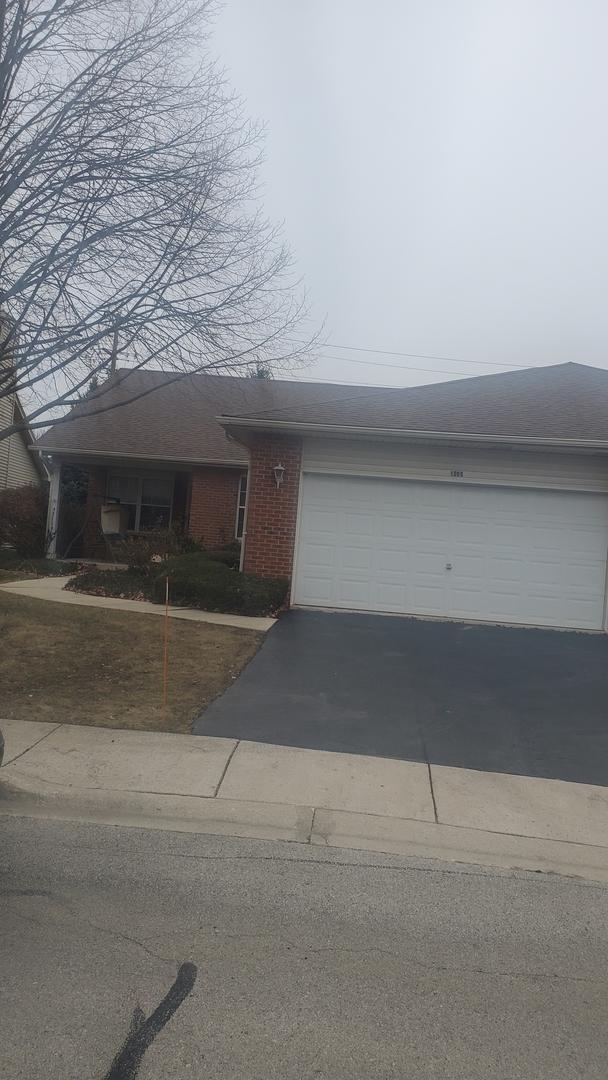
35,362,608,631
0,391,47,490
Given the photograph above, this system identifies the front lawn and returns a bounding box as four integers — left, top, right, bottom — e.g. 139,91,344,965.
0,592,262,733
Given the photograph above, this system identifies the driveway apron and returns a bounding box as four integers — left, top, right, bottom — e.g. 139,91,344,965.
194,609,608,786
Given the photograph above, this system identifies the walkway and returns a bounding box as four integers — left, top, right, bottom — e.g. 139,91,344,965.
0,575,275,632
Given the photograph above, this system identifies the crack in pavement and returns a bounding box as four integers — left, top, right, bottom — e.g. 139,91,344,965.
4,895,176,966
89,849,607,890
6,834,606,891
301,945,607,985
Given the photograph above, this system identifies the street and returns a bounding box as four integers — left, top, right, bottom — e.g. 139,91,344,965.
1,817,607,1079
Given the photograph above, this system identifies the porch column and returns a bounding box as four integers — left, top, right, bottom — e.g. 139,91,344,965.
45,464,61,558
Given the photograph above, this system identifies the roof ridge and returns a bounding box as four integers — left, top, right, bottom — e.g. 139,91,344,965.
112,360,603,398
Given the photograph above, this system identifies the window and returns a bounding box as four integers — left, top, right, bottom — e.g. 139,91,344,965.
139,475,173,530
107,473,173,532
235,473,247,539
106,475,138,530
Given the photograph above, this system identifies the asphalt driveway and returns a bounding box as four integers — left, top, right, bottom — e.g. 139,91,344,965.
194,610,608,786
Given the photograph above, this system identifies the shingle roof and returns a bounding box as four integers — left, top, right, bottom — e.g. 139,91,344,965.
36,362,608,463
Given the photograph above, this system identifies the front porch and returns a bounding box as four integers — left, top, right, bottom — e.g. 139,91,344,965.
45,458,247,559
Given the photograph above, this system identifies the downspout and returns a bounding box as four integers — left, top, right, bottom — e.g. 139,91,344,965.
239,470,250,573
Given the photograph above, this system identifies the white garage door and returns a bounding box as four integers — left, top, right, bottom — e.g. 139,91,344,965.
293,474,608,630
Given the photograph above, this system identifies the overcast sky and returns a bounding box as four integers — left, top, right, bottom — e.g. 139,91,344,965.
213,1,608,388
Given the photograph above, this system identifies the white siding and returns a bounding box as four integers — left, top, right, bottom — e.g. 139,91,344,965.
0,393,13,488
302,437,608,493
0,393,40,489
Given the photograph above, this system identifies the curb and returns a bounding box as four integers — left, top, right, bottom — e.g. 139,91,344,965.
2,775,608,885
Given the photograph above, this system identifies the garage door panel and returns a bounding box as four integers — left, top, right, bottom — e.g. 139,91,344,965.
297,574,334,604
567,531,608,555
337,578,372,606
305,509,338,536
375,583,408,609
300,541,335,567
451,520,488,544
379,515,417,540
344,512,374,537
412,552,446,576
568,563,606,589
486,557,523,583
525,559,563,586
409,585,449,614
342,546,373,570
294,474,608,629
374,549,409,574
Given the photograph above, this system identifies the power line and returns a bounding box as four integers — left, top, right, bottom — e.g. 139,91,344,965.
289,374,404,388
314,353,524,379
310,341,536,369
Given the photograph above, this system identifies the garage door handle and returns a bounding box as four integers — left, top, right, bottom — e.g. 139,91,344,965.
445,563,452,570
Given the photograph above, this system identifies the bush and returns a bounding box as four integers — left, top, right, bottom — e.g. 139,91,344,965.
204,541,241,569
67,552,289,616
22,558,76,577
0,548,21,566
0,549,79,576
0,484,48,557
110,528,202,573
152,552,288,616
65,568,152,600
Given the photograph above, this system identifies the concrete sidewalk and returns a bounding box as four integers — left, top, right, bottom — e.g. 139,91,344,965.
0,575,275,631
2,718,608,882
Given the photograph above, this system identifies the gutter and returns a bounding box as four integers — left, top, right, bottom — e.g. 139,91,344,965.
217,416,608,451
32,447,248,468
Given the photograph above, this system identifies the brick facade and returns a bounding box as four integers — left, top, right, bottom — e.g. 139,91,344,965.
242,434,302,580
188,466,243,549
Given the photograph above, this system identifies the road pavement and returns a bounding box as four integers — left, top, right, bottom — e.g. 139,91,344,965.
2,816,607,1079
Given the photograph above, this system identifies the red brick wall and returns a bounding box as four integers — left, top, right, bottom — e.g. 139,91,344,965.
242,434,302,580
189,467,243,549
82,465,107,558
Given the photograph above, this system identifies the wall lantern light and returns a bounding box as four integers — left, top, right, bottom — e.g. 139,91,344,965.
273,463,285,489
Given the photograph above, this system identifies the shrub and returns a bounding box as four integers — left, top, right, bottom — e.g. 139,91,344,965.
153,552,288,616
0,548,21,566
65,568,153,600
67,552,289,616
0,550,79,576
22,558,76,577
110,528,202,573
0,484,48,557
204,540,241,570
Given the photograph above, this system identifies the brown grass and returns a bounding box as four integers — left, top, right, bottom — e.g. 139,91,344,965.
0,592,262,733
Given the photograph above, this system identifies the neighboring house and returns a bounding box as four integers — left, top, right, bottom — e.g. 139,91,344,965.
0,391,47,489
35,362,608,631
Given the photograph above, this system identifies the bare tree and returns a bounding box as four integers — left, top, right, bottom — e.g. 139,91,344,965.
0,0,309,441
